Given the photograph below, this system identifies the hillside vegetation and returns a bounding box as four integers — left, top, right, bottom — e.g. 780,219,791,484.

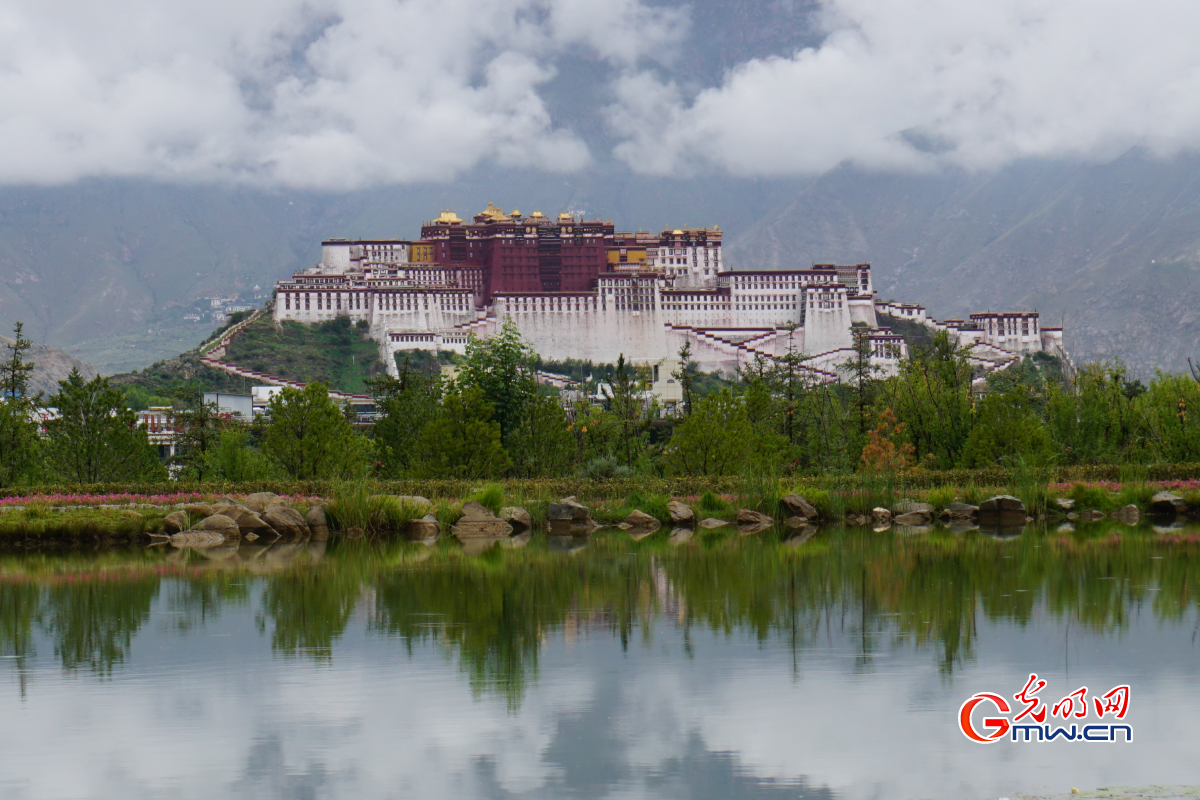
222,314,387,394
109,351,257,409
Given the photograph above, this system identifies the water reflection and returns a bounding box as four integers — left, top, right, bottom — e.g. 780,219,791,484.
0,522,1198,798
1,522,1198,684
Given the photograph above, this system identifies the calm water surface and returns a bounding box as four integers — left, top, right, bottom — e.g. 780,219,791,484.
1,522,1199,800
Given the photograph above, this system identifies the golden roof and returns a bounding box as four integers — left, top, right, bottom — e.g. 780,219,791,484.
672,229,683,235
558,212,573,221
436,210,463,224
480,201,507,221
531,210,544,218
510,209,521,217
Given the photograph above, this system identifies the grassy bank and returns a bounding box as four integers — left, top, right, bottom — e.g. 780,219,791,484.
0,505,173,542
7,464,1200,504
1,470,1198,545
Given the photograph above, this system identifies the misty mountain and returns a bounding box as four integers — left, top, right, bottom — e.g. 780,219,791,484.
1,0,1196,377
0,334,98,397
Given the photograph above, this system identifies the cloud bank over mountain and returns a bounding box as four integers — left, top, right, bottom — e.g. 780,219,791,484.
614,0,1200,176
5,0,1200,189
0,0,685,189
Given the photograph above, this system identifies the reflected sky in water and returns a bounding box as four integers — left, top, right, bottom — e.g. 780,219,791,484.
0,524,1198,800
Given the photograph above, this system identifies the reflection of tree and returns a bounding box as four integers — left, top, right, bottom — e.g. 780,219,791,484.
370,539,652,710
258,568,360,660
43,577,159,674
0,582,40,694
4,520,1200,695
161,576,250,634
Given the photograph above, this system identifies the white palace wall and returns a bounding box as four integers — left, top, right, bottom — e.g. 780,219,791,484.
274,248,1064,388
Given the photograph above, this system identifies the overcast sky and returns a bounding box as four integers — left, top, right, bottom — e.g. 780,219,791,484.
2,0,1200,189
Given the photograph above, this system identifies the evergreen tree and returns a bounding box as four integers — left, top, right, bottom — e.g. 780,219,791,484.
261,382,370,479
0,323,40,486
841,324,885,435
170,390,229,482
883,331,974,468
1046,362,1139,464
202,428,278,482
1130,372,1200,463
959,387,1053,467
670,339,696,416
1,322,35,400
602,354,654,469
44,369,166,483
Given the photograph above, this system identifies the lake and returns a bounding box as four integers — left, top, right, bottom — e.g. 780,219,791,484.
1,522,1198,800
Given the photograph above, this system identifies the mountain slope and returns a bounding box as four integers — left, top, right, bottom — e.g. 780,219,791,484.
0,334,98,397
727,152,1200,375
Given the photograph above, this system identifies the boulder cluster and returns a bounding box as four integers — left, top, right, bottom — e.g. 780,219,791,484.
161,492,327,549
616,492,821,540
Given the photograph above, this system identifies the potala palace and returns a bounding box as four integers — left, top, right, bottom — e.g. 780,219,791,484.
273,202,1065,383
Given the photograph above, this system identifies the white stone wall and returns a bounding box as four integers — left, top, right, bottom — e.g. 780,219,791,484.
802,285,853,356
848,296,878,327
489,299,673,365
321,242,352,272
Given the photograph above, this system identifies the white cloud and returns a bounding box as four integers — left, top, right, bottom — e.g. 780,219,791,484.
612,0,1200,176
0,0,685,189
8,0,1200,188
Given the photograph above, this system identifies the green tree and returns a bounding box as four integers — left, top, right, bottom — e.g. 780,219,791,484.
664,389,752,475
735,356,790,472
459,319,538,446
507,392,574,477
1046,362,1140,464
1131,372,1200,463
959,386,1053,467
1,322,35,400
671,339,696,415
602,354,655,469
44,369,166,483
842,324,885,435
0,322,40,486
170,391,229,482
566,399,624,471
368,360,442,477
883,331,974,468
261,382,370,479
412,383,511,479
202,428,277,481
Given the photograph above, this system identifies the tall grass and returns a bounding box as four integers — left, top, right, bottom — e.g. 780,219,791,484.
434,499,462,527
959,483,985,506
623,490,672,522
841,473,899,515
805,489,839,519
467,484,505,515
1115,463,1154,509
927,486,955,512
738,460,782,513
1007,457,1051,514
326,479,424,533
697,491,735,519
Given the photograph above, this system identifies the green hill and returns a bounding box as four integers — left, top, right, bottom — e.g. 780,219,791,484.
108,310,387,408
222,314,386,394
